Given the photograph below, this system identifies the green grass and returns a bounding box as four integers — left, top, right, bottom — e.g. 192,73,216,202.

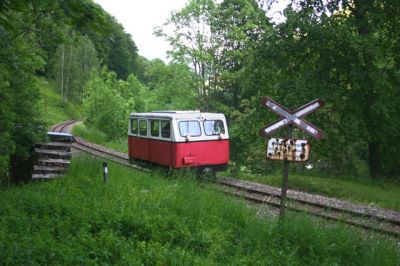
72,123,128,153
37,77,82,128
71,118,400,212
231,171,400,211
0,156,398,265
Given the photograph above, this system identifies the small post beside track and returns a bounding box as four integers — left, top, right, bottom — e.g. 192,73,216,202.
103,162,108,183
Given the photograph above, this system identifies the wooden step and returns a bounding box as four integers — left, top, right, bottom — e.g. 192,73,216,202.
35,148,72,159
32,173,63,179
33,165,66,173
37,158,70,167
36,142,71,152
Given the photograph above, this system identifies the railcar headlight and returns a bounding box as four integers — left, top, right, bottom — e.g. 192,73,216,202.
219,133,224,140
186,135,191,142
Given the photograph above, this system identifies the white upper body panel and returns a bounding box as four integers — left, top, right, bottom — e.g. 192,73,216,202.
128,111,229,142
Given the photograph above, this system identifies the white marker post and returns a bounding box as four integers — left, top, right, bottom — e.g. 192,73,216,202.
103,162,108,183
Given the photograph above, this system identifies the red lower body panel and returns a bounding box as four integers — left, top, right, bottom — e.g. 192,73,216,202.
128,136,229,169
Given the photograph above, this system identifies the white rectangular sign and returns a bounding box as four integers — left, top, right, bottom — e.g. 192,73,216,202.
266,138,310,162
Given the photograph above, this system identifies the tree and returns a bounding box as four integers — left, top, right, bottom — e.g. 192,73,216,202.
248,0,400,177
143,60,197,111
53,34,99,104
0,1,58,182
83,68,129,139
156,0,217,110
0,0,142,181
67,1,140,80
209,0,270,109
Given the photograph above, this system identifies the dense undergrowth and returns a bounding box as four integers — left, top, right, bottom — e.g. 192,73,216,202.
0,156,398,265
38,79,82,128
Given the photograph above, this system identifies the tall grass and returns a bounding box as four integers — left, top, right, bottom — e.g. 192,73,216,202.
70,119,400,211
72,123,128,153
37,78,82,128
0,156,398,265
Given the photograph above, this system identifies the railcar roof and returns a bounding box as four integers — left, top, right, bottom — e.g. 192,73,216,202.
130,110,225,119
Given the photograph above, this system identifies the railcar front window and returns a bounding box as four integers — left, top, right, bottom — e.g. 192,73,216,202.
151,120,159,137
139,120,147,136
204,120,225,136
179,121,201,137
130,119,138,135
161,121,170,138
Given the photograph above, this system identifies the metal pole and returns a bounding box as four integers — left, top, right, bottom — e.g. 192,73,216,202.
103,162,108,183
279,124,293,219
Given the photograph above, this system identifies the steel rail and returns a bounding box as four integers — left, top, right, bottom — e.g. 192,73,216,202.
217,179,400,237
218,177,400,225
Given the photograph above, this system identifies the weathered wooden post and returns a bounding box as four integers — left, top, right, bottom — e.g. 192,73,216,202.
279,124,292,218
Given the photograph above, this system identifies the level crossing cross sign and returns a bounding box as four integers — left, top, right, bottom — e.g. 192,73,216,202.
259,97,324,139
259,96,324,219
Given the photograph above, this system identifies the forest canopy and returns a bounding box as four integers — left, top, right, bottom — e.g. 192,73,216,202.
0,0,399,181
0,0,140,181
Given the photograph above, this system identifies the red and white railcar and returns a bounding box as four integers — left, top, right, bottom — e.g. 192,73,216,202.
128,111,229,174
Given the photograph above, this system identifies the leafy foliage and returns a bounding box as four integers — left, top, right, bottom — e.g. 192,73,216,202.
144,60,197,110
65,0,140,80
2,0,399,181
157,0,400,178
0,1,51,181
244,0,400,177
83,69,130,139
0,0,141,181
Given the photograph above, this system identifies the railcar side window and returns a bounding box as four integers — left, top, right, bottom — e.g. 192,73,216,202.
139,120,147,136
151,120,159,137
161,121,170,138
130,119,138,135
204,120,225,136
179,121,201,137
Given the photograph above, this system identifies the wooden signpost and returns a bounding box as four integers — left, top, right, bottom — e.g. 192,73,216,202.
259,97,324,218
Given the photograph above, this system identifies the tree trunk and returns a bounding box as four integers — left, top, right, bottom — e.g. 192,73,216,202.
353,0,383,177
369,141,382,178
201,63,208,111
64,44,73,103
60,44,64,98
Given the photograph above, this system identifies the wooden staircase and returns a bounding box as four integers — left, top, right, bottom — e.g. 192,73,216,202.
32,142,72,179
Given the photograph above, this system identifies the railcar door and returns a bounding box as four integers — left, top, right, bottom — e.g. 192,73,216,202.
128,118,139,160
136,119,149,160
149,119,172,166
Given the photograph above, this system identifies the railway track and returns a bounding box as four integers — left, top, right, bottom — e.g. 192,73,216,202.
51,120,400,237
51,120,150,171
218,177,400,237
49,119,79,132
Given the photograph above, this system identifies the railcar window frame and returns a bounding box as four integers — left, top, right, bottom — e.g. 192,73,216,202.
130,118,138,135
150,120,160,137
139,119,148,136
203,119,225,136
161,120,171,139
178,120,201,137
